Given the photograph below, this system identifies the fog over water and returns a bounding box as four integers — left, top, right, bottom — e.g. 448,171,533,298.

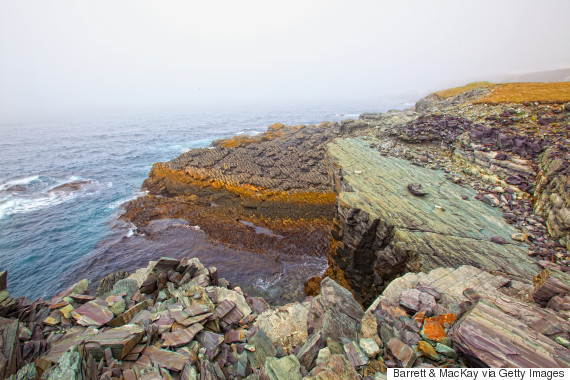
1,0,569,121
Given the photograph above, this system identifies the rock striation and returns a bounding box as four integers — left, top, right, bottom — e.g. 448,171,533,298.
326,137,541,306
6,259,566,378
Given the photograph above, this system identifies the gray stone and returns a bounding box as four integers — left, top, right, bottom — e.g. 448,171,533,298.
247,329,277,369
261,355,302,380
435,343,457,359
47,350,82,380
359,338,381,358
107,278,139,300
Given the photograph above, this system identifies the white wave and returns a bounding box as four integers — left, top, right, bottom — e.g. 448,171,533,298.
0,175,40,191
235,129,264,136
0,175,98,218
0,190,79,219
126,225,136,237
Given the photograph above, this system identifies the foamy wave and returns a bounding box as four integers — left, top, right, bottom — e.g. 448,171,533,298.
0,190,79,218
235,129,264,136
0,175,97,218
335,113,360,118
0,175,40,191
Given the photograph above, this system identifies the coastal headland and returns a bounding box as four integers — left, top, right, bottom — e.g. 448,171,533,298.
1,81,569,378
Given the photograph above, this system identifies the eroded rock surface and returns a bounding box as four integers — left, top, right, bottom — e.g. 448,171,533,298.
327,137,541,305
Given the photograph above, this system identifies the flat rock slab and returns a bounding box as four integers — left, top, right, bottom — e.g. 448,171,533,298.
84,324,145,360
72,298,114,327
327,138,541,304
450,299,570,367
162,323,203,347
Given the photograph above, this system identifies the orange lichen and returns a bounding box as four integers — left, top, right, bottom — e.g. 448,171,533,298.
212,124,314,149
428,313,458,328
474,82,570,104
421,318,447,342
434,82,495,99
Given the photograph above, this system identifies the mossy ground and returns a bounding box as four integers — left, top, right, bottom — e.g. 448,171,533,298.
474,82,570,104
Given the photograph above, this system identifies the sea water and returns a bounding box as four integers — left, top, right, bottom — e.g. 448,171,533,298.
0,102,410,302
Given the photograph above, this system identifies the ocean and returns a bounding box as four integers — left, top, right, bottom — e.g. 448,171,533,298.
0,102,411,303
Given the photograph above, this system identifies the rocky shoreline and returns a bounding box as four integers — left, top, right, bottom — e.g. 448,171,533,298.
1,81,569,378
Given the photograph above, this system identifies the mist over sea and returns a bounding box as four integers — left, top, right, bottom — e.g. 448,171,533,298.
0,101,412,301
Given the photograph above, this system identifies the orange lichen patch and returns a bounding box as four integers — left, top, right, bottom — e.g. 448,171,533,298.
212,124,313,149
427,313,458,329
418,341,439,360
434,82,495,99
421,318,447,342
474,82,570,104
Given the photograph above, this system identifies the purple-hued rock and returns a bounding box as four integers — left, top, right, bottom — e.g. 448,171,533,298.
399,289,437,316
491,236,505,245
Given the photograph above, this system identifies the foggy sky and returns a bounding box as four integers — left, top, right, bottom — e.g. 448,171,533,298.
1,0,569,119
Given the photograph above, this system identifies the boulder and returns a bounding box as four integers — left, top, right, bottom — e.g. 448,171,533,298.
255,302,308,351
84,324,145,360
307,278,363,342
247,330,277,369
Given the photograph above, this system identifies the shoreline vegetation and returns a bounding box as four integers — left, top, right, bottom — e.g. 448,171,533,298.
1,81,570,378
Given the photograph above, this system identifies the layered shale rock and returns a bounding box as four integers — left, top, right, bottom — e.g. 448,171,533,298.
326,137,541,306
122,123,347,259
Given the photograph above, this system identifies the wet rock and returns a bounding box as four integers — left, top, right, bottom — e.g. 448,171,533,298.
260,355,302,380
96,270,130,297
0,271,6,292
